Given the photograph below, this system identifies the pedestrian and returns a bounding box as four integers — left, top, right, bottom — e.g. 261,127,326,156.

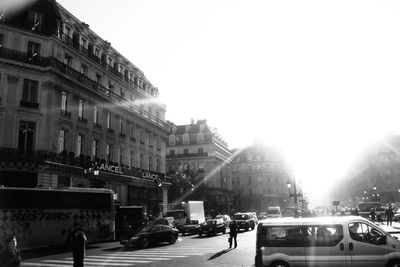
370,208,376,222
229,220,237,249
386,206,394,226
0,234,21,267
72,229,87,267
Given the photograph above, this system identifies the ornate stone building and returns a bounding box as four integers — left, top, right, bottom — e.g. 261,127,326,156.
231,144,292,213
0,0,169,216
166,120,233,216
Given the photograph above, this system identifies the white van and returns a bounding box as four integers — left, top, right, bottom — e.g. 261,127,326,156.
267,207,282,218
255,216,400,267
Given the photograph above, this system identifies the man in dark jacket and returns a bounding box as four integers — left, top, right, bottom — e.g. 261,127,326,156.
386,206,394,226
229,220,238,248
0,234,21,267
73,229,87,267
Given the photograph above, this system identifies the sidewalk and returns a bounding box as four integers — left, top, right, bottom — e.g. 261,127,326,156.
375,221,400,233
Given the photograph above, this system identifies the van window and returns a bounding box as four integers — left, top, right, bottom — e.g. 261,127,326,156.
261,226,306,247
348,222,384,245
305,225,343,246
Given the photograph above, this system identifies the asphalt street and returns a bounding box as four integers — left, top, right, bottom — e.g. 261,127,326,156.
21,227,257,267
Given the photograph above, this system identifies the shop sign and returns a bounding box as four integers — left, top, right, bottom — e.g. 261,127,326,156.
99,163,123,174
142,171,159,180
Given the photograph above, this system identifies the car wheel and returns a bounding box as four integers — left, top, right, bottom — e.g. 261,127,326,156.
199,232,202,237
270,261,290,267
223,228,226,234
141,237,149,248
169,234,177,244
251,223,255,230
387,260,400,267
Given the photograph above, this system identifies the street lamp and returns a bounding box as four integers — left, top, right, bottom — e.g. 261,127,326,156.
287,180,300,218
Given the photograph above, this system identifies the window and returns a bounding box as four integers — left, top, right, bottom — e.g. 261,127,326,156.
78,99,85,119
58,129,66,153
130,124,135,139
184,148,189,155
108,80,113,90
169,135,176,146
183,133,189,145
139,129,144,144
120,88,125,99
156,135,161,149
96,73,102,84
248,176,252,185
22,79,38,103
64,25,72,37
93,106,99,124
130,150,135,168
27,41,40,63
107,112,112,129
0,34,4,48
92,139,98,159
106,56,114,67
106,144,112,162
118,148,123,165
200,124,205,132
198,162,204,170
28,11,43,31
76,134,84,156
170,149,175,155
185,125,190,132
198,147,203,154
119,118,123,133
63,53,72,66
18,121,35,154
156,158,161,172
148,156,153,170
348,222,384,245
140,153,144,169
61,91,67,112
197,133,204,143
118,64,123,73
306,225,344,247
80,64,88,75
79,36,88,49
94,46,101,58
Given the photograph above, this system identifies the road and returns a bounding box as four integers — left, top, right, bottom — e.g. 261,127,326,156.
21,228,257,267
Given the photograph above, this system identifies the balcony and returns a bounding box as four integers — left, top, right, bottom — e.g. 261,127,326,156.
119,133,126,139
20,100,39,109
78,117,88,123
0,47,167,129
60,110,71,117
107,128,115,134
166,152,208,159
93,123,102,129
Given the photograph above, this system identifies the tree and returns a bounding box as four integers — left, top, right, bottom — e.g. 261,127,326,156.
167,168,196,203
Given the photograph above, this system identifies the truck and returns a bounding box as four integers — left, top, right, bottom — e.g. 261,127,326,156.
165,201,205,231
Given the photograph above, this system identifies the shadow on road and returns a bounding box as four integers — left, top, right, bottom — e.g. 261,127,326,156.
208,248,233,260
22,245,100,260
103,243,170,252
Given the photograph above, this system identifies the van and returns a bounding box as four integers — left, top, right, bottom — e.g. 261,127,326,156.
255,216,400,267
267,207,282,218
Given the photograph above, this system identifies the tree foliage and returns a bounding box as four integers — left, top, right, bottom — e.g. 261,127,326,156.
167,168,196,203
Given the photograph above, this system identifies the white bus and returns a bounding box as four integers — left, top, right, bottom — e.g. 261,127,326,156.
0,187,115,249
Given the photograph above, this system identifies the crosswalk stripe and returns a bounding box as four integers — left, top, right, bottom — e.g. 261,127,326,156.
101,254,184,258
22,263,71,267
117,253,187,258
42,259,132,266
118,252,205,255
86,255,170,261
108,252,203,256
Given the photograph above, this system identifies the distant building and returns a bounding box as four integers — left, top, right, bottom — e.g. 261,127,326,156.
166,120,233,216
231,144,292,213
0,0,169,216
332,133,400,208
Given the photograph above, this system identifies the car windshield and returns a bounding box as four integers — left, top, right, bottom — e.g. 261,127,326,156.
268,210,280,215
206,220,217,225
233,214,249,220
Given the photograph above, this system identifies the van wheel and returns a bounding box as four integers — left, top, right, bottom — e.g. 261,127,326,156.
387,260,400,267
270,261,290,267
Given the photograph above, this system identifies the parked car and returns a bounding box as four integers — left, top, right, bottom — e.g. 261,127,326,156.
215,214,231,226
257,212,268,220
120,224,179,248
151,217,176,228
266,206,282,218
181,220,201,235
233,212,257,231
394,208,400,222
198,218,227,236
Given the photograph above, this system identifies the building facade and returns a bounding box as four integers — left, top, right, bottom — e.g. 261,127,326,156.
0,0,169,217
231,144,292,213
166,120,233,216
332,134,400,208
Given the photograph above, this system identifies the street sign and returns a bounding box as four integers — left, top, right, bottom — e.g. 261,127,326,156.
332,200,340,206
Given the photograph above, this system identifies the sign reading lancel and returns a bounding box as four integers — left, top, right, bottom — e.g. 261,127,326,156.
99,163,123,174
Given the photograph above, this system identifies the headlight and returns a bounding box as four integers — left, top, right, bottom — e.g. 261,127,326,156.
130,236,139,240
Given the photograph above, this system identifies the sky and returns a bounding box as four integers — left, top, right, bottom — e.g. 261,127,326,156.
51,0,400,206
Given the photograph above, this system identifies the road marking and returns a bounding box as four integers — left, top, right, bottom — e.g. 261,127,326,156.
42,259,132,266
89,255,171,261
22,263,71,267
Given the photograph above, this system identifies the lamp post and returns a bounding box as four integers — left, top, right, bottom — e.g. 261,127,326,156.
287,179,300,218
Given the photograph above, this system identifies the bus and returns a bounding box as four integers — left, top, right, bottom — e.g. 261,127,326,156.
0,187,115,249
358,201,385,218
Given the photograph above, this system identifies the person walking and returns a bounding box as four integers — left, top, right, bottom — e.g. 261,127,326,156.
370,208,376,222
0,234,21,267
386,206,394,226
229,220,238,249
72,229,87,267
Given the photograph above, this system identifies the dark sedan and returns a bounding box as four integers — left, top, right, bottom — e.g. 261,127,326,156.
120,224,179,248
181,220,201,235
198,218,226,236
